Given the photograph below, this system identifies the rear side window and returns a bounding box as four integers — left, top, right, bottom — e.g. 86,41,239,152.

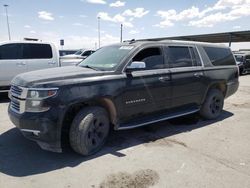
23,44,53,59
132,47,165,70
166,46,193,68
0,43,22,60
204,47,235,66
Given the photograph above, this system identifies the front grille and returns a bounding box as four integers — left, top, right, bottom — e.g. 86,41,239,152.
10,98,20,112
10,85,23,97
9,85,27,114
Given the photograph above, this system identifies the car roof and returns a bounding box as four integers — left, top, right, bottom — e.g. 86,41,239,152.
119,39,227,49
0,40,53,45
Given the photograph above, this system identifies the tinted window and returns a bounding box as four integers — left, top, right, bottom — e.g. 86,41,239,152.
82,50,92,56
23,44,52,59
132,47,164,70
0,43,22,60
204,47,235,66
75,50,83,55
166,46,193,68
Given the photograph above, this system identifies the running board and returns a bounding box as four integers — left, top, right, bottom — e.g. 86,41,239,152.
117,109,199,130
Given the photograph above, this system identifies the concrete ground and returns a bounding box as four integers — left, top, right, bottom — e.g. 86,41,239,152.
0,75,250,188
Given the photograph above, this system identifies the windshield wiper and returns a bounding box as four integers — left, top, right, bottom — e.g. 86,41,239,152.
81,65,99,71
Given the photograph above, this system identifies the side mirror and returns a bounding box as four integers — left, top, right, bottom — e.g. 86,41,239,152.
126,61,146,72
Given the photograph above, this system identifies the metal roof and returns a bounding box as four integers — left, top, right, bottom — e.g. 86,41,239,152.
138,30,250,43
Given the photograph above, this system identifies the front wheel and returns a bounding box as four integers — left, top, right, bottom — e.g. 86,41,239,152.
200,89,224,120
69,106,110,156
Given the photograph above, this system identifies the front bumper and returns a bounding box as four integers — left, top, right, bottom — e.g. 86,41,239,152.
8,106,62,152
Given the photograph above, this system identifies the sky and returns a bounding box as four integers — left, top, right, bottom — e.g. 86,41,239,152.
0,0,250,50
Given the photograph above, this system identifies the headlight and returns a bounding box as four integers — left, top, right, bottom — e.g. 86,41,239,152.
27,89,58,100
25,88,58,112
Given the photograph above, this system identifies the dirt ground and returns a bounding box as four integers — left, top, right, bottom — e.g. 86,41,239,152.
0,75,250,188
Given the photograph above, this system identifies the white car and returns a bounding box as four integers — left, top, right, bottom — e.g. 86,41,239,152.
60,49,95,66
0,41,60,92
62,49,95,59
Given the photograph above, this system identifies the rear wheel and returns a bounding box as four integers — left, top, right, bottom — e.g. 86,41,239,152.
69,106,110,156
200,89,224,120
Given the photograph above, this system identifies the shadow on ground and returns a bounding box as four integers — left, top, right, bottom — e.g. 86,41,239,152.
0,110,233,177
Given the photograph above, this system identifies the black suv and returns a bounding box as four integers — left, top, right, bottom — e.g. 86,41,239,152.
233,51,250,75
8,40,239,156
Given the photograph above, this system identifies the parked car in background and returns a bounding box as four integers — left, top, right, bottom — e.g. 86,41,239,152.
62,49,95,59
59,49,78,56
0,41,60,92
8,40,239,156
60,49,95,66
0,41,84,92
233,51,250,75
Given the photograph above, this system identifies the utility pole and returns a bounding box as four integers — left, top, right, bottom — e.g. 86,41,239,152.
120,24,123,43
4,4,11,40
98,16,100,48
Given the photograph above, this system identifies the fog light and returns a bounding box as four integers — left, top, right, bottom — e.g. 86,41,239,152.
31,100,41,107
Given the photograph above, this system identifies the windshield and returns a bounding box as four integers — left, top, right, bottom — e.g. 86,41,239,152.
78,45,134,71
75,49,84,55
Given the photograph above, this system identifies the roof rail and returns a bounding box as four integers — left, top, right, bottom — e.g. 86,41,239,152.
123,39,136,44
136,37,174,42
123,38,172,43
23,38,39,41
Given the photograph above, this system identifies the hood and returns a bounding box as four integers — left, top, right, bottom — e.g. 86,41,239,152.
12,66,105,87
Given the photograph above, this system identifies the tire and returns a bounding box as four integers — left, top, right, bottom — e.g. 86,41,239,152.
69,106,110,156
200,89,224,120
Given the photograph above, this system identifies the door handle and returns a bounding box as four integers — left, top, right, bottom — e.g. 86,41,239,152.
194,72,203,78
159,76,170,82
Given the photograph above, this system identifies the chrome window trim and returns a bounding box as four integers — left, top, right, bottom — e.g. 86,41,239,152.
130,68,171,77
195,45,205,68
170,66,203,72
